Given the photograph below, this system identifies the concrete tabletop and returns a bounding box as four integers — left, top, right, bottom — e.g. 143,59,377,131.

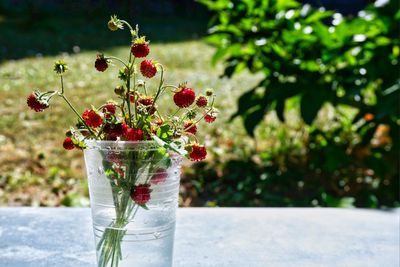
0,208,398,267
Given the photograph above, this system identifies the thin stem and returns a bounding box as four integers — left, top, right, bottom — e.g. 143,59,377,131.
162,84,179,91
57,74,95,136
120,20,134,33
132,62,138,121
59,94,95,136
143,83,148,95
189,107,214,127
144,65,164,121
105,56,129,69
171,108,181,118
60,75,65,94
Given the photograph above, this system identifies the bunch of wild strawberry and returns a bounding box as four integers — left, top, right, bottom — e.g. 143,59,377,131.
27,15,217,162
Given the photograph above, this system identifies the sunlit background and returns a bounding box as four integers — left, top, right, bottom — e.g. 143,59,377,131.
0,0,398,208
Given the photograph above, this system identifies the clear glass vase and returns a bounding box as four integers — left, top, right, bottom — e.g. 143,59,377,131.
83,140,182,267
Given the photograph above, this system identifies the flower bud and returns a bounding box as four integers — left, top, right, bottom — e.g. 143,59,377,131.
53,59,68,74
114,85,125,96
107,15,123,31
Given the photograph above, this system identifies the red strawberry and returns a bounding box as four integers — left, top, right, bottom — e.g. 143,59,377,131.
140,60,157,78
95,54,108,72
27,93,48,112
204,113,216,123
131,184,151,205
125,128,144,141
196,95,208,107
102,102,116,114
184,121,197,135
131,42,150,58
137,97,156,115
63,137,75,150
104,122,127,140
188,144,207,161
82,109,103,128
173,87,196,108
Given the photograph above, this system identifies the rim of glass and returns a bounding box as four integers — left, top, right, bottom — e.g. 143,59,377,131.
84,139,160,151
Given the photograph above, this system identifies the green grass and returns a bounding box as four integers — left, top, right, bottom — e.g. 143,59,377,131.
0,38,260,206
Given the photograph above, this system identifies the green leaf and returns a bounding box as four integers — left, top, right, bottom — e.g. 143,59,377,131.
375,36,391,46
300,89,326,124
152,135,187,156
212,47,229,65
276,0,299,11
230,87,259,120
139,204,149,210
275,99,285,122
243,104,267,136
305,10,334,23
322,193,355,208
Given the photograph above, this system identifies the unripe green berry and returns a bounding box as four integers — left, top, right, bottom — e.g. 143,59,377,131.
206,88,214,96
108,20,119,31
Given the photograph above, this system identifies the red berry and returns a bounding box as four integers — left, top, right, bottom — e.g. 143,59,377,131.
125,128,144,141
82,109,103,128
137,97,156,115
95,55,108,72
150,168,168,185
140,60,157,78
204,113,216,123
131,43,150,58
196,96,208,107
27,93,48,112
173,87,196,108
138,97,153,106
131,184,151,205
106,151,121,163
102,102,116,114
63,137,75,150
184,121,197,135
188,144,207,161
104,122,127,140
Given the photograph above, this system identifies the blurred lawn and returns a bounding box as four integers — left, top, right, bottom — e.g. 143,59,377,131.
0,27,261,206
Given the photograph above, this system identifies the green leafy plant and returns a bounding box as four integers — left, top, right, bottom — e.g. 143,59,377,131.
197,0,399,207
199,0,399,134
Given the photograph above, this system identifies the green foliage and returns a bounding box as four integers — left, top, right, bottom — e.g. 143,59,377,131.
200,0,399,133
198,0,399,207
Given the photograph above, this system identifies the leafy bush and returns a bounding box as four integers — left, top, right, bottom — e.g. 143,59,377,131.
196,0,399,207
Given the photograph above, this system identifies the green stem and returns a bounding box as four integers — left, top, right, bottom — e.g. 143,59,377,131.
106,56,129,69
59,94,95,136
120,20,134,34
57,74,96,137
143,83,148,95
162,84,179,91
132,61,138,121
144,65,164,121
60,75,65,94
171,108,181,118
